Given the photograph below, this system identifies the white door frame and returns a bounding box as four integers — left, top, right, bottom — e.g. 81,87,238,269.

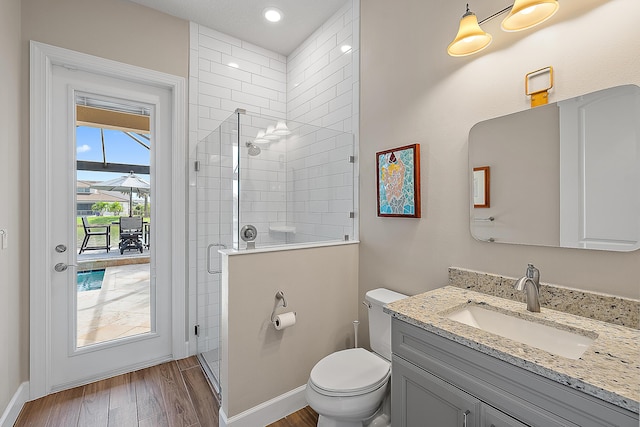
29,41,187,399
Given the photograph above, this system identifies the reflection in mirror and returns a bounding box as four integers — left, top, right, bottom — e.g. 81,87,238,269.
469,84,640,252
473,166,490,208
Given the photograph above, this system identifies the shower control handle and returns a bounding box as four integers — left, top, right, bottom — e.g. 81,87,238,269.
240,225,257,242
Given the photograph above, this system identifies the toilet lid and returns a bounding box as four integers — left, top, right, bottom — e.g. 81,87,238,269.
309,348,390,395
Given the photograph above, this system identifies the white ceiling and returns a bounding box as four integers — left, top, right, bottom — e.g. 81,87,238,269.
127,0,349,56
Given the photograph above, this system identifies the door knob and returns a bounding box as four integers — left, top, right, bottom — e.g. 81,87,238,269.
54,263,76,272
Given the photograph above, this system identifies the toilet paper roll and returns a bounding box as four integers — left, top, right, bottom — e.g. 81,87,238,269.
273,312,296,330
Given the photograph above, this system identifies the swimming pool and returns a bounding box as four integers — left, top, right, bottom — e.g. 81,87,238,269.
77,269,105,292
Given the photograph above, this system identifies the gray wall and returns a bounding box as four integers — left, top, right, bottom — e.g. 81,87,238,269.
359,0,640,347
0,0,25,413
221,243,358,417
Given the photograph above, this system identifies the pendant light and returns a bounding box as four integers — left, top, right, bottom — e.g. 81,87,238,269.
501,0,559,32
447,4,493,57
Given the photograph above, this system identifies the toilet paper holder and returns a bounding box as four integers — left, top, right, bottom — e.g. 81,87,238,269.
271,290,295,322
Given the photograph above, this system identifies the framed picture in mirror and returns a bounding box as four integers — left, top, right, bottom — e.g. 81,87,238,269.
473,166,490,208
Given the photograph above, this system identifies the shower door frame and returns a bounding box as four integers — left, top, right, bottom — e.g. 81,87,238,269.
195,110,239,394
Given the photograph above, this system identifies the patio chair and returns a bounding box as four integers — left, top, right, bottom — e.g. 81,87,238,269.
119,216,143,254
79,217,111,254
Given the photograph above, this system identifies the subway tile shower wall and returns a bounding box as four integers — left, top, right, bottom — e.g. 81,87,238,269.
187,0,360,353
286,1,356,132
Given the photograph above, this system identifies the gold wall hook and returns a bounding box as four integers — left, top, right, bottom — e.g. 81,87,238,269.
525,66,554,107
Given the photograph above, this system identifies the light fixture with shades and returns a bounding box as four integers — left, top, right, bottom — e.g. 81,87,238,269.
447,0,560,57
502,0,559,32
447,4,492,57
273,121,291,136
254,130,270,144
264,125,280,140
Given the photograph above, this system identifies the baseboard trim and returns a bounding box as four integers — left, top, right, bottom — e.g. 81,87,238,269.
219,384,307,427
0,382,30,427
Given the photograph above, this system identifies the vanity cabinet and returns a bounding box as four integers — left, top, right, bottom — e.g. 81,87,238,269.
393,356,481,426
482,405,528,427
391,318,638,427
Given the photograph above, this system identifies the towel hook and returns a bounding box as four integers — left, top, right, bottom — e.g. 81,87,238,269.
271,291,288,322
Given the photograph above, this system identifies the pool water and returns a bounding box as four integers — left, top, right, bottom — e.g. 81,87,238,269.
77,269,105,292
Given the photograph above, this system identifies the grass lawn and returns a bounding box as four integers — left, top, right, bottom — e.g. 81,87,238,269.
76,216,150,249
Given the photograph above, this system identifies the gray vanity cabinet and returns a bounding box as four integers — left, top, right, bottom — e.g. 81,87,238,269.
482,405,528,427
393,355,481,426
391,318,638,427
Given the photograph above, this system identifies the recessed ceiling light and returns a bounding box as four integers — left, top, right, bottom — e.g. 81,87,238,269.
341,45,352,53
264,7,282,23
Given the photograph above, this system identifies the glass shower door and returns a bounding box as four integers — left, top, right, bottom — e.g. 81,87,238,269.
195,112,237,393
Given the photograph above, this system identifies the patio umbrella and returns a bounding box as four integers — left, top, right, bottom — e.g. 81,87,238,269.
91,171,150,216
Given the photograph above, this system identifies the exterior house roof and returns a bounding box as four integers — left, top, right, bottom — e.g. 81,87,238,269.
77,180,130,203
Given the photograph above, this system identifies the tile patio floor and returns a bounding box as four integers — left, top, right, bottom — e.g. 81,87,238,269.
77,263,151,347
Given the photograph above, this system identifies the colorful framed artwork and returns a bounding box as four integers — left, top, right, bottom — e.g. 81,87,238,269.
473,166,490,208
376,144,421,218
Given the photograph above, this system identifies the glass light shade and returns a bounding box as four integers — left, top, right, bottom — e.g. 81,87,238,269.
447,12,492,57
501,0,559,32
254,130,269,144
264,125,279,140
273,121,291,136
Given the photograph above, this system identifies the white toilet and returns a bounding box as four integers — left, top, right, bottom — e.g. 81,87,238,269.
305,288,407,427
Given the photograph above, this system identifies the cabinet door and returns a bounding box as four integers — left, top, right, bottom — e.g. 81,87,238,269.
393,356,481,427
483,405,528,427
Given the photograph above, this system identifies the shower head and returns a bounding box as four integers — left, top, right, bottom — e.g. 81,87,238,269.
245,141,261,156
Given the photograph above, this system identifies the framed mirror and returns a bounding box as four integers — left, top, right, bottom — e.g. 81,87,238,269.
469,84,640,252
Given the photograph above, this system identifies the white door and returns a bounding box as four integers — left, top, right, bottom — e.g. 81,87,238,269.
45,64,173,391
559,85,640,251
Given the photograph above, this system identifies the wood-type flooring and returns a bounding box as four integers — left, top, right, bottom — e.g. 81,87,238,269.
14,357,318,427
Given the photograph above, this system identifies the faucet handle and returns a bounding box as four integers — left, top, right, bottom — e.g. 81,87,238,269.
526,263,540,282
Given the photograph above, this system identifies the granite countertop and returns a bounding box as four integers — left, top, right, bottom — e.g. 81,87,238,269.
385,286,640,414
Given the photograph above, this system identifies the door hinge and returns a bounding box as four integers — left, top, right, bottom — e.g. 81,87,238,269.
194,161,201,172
194,324,200,336
348,155,355,163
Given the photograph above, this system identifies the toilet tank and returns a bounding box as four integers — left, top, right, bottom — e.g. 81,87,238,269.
365,288,407,361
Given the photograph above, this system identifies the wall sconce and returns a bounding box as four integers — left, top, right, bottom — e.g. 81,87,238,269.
254,121,291,144
273,121,291,136
448,0,560,57
254,130,270,144
447,5,492,57
502,0,559,32
263,125,280,141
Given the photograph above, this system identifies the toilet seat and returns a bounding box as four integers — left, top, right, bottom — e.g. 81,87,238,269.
309,348,390,397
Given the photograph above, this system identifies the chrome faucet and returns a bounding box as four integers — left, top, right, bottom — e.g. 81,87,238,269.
514,263,541,312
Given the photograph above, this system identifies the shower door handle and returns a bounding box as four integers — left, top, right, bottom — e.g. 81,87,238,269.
206,243,226,274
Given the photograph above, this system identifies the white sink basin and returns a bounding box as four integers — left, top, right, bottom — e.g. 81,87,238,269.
446,305,596,360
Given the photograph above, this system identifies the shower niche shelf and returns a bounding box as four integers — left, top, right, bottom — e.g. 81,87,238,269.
269,225,296,234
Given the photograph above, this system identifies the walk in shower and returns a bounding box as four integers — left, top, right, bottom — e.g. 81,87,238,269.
195,110,355,391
